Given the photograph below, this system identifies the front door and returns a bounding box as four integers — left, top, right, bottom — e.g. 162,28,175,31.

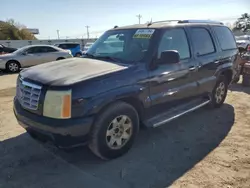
148,28,199,118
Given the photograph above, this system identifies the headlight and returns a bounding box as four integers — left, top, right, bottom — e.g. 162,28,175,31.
43,90,72,119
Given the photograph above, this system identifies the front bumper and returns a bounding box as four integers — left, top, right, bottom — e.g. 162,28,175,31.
13,97,94,148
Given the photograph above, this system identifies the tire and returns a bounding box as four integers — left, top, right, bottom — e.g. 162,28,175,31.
56,57,65,61
89,102,139,160
6,60,20,73
210,75,228,108
232,76,240,84
75,53,81,57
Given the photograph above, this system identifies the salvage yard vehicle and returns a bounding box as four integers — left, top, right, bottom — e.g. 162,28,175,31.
0,44,17,54
235,35,250,52
0,44,73,72
54,42,82,57
14,20,238,160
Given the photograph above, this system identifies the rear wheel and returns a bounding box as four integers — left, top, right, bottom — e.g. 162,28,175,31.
6,60,20,73
210,75,228,108
89,102,139,160
75,53,81,57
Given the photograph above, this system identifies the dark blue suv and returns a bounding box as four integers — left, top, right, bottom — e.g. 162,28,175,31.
14,20,238,160
54,42,82,57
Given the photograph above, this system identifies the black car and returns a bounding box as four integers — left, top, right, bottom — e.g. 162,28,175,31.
0,44,17,54
14,20,238,160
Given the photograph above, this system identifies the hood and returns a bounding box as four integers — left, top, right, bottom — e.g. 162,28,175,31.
20,57,128,86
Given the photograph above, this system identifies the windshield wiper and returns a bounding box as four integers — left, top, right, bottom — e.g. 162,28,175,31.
95,56,122,63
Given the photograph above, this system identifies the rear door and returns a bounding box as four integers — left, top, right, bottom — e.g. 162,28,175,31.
148,27,199,117
187,26,219,95
36,46,60,64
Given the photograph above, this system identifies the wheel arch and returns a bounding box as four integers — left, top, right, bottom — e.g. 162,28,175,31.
6,59,21,69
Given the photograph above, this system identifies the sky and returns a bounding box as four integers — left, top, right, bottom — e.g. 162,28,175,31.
1,0,249,39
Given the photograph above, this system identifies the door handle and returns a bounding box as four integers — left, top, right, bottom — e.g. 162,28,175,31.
189,66,196,71
214,60,220,64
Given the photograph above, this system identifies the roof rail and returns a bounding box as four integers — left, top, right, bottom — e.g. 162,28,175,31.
178,20,224,25
147,19,223,26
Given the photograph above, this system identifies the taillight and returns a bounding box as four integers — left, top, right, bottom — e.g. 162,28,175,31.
247,45,250,52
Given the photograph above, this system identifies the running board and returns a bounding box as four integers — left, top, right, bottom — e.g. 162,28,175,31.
145,99,210,128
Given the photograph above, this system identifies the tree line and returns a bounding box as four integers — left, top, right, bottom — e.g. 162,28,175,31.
0,19,37,40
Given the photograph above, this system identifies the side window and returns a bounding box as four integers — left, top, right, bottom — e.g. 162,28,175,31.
26,47,39,54
213,26,237,50
58,44,68,49
44,47,57,52
190,28,215,56
158,28,190,59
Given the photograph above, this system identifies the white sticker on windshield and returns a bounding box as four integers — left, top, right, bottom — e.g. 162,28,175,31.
133,29,155,39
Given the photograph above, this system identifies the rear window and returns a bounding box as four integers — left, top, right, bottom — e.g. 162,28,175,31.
213,26,237,50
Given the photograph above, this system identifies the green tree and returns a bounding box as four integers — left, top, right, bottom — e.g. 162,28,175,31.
0,19,37,40
233,13,250,32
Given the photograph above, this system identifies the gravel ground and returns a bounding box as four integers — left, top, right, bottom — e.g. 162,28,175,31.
0,73,249,188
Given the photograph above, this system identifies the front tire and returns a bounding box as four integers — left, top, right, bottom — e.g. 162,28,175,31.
89,102,139,160
75,53,81,57
210,75,228,108
6,60,20,73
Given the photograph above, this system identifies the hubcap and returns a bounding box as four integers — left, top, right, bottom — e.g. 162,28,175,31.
9,63,18,72
215,82,225,103
106,115,132,149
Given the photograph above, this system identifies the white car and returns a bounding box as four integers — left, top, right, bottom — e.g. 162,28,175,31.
235,35,250,51
82,42,94,54
0,45,73,73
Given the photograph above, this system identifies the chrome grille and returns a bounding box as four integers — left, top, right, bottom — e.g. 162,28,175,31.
16,78,42,110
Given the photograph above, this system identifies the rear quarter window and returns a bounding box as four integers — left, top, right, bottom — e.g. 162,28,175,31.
213,26,237,50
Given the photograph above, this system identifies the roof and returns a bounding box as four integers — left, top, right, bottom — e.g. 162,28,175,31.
109,20,225,30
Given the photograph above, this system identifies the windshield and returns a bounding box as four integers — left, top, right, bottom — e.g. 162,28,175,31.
86,29,154,63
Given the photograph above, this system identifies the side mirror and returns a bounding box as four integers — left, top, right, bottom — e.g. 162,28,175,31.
159,50,180,64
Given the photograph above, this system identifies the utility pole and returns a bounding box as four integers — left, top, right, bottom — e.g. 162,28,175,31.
56,30,60,39
86,26,90,39
136,14,142,24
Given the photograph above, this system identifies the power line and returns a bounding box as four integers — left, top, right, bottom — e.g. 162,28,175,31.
136,14,142,24
86,26,90,39
56,30,60,39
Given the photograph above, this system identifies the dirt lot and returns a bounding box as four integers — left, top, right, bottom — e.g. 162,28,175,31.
0,72,250,188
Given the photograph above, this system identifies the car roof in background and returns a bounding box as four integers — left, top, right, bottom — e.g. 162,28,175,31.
55,42,80,45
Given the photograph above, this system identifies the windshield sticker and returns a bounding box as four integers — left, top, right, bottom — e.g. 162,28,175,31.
133,29,155,39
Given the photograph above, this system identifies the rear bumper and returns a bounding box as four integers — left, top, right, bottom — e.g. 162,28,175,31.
14,97,94,148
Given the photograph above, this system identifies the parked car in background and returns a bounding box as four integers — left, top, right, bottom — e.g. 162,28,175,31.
235,35,250,52
82,42,94,54
0,44,72,72
0,44,17,54
54,42,82,57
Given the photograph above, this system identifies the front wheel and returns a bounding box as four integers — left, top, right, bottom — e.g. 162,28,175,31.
6,61,20,73
210,75,228,108
89,102,139,160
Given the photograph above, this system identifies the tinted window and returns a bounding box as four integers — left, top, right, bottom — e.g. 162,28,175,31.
26,46,57,53
213,26,237,50
43,46,57,52
59,43,79,49
158,28,190,59
191,28,215,56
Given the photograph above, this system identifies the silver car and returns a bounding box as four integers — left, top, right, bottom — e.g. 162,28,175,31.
0,44,73,73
